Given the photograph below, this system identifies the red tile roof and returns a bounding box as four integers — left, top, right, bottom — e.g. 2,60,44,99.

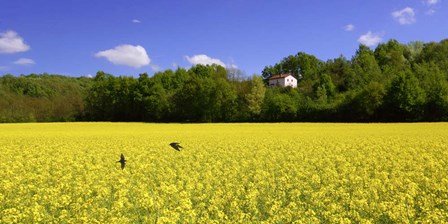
268,74,295,80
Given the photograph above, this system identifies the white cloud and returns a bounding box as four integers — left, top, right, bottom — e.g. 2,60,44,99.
424,0,439,15
392,7,416,25
14,58,35,65
185,54,226,67
358,31,382,47
95,44,150,68
0,30,30,54
425,0,439,5
344,24,355,31
132,19,141,23
150,64,161,71
227,64,238,69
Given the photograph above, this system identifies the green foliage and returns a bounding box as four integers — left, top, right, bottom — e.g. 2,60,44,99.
258,39,448,122
413,62,448,120
359,81,386,116
385,70,426,121
144,82,170,121
351,45,382,86
1,38,448,122
314,73,336,102
324,55,354,92
132,64,236,122
417,39,448,76
0,74,90,122
405,41,424,62
245,76,266,118
261,52,321,81
375,39,408,71
262,88,299,121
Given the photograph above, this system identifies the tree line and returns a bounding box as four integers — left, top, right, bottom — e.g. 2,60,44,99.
0,74,91,122
261,39,448,121
1,38,447,122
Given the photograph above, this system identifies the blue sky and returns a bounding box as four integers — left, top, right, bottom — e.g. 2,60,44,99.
0,0,447,77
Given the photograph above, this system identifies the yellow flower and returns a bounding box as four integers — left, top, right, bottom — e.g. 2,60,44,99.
0,122,447,223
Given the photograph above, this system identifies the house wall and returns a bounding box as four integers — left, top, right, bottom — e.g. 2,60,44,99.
269,75,297,88
269,78,284,87
286,76,297,88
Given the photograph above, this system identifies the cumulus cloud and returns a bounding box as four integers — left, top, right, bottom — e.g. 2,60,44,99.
392,7,416,25
95,44,150,68
185,54,226,67
14,58,35,65
344,24,355,31
358,31,382,47
0,30,30,54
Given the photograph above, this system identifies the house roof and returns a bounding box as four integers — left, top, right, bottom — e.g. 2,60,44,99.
268,74,296,80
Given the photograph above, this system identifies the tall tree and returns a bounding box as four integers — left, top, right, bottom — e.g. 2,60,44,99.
385,70,426,121
417,39,448,77
245,75,266,119
405,41,424,62
313,73,336,103
84,71,115,121
351,45,382,87
324,55,354,92
296,52,321,81
374,39,408,71
413,62,448,120
212,77,238,121
357,81,386,119
143,81,170,121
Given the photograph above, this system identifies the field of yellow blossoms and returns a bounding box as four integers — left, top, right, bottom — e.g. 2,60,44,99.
1,122,448,223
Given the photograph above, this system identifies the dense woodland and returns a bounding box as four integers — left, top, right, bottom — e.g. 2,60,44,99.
1,39,448,123
0,74,91,122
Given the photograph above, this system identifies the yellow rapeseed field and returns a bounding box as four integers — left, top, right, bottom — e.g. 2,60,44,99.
1,122,448,223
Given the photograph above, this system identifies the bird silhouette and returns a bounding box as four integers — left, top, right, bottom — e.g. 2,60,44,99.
169,142,183,151
117,153,126,170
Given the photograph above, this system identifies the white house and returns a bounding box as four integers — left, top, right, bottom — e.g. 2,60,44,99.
268,74,297,88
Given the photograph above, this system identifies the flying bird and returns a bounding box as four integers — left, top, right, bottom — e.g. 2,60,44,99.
117,153,126,170
169,142,183,151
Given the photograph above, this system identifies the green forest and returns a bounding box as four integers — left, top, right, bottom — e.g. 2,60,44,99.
1,39,448,123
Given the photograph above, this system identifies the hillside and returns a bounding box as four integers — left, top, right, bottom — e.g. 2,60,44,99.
1,39,448,122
